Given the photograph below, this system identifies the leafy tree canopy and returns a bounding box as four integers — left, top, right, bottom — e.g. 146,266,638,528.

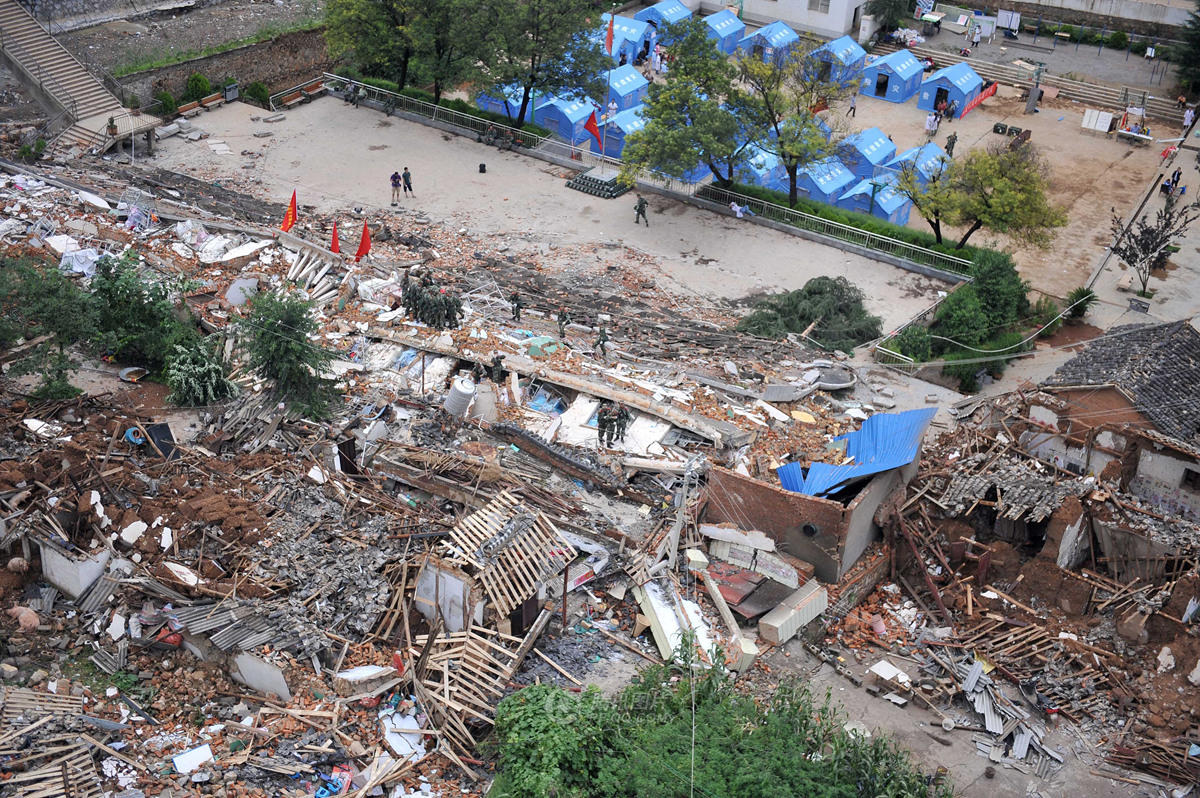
931,284,986,352
1179,0,1200,90
866,0,916,31
492,656,949,798
736,276,882,352
241,291,339,418
970,250,1029,327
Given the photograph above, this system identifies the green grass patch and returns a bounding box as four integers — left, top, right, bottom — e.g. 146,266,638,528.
113,19,324,77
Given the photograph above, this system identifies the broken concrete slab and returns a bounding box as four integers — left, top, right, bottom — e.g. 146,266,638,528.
758,581,828,645
264,114,286,123
231,652,291,701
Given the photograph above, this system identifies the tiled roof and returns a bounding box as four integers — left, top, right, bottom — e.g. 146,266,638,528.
1041,320,1200,442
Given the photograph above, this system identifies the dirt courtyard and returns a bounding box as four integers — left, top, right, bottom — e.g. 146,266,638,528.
832,84,1164,298
150,98,948,332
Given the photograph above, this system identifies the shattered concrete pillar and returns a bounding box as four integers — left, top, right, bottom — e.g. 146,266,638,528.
1117,609,1149,645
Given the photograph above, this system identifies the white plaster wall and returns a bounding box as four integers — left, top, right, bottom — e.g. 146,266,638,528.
1056,513,1089,569
37,541,109,599
695,0,865,38
1028,404,1059,428
1129,448,1200,521
1016,0,1188,28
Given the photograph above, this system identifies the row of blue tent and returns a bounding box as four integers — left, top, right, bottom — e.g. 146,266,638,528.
476,1,983,225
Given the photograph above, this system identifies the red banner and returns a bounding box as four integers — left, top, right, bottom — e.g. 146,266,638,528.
961,81,998,119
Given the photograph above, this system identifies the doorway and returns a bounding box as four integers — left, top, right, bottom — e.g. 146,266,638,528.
934,86,950,109
874,72,889,97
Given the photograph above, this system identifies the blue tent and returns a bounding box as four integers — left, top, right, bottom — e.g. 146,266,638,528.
600,13,652,64
589,105,646,157
540,96,597,143
811,35,866,86
918,62,983,118
740,144,784,188
777,409,937,497
836,127,896,180
790,158,856,204
703,9,745,55
607,65,649,111
837,174,912,225
882,142,947,185
860,50,923,103
738,21,800,62
634,0,690,28
476,85,544,124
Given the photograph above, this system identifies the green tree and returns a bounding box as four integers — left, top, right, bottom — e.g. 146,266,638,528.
620,20,751,184
736,276,882,352
409,0,483,103
166,340,237,406
865,0,915,31
930,284,986,352
1066,286,1097,319
241,292,339,417
476,0,608,125
0,258,98,399
893,324,932,361
970,250,1029,326
1179,0,1200,90
948,143,1066,250
90,251,200,372
326,0,416,90
893,160,953,244
737,43,857,207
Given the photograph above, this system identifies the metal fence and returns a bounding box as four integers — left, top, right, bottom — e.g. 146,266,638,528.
279,73,976,277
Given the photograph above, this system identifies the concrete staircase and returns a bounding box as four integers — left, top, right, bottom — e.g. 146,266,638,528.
0,0,156,155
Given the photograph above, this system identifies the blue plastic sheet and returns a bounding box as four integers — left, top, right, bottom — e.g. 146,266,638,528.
777,408,937,497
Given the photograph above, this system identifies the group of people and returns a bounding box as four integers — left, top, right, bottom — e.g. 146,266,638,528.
596,401,632,448
389,168,414,205
1160,166,1187,199
403,274,463,329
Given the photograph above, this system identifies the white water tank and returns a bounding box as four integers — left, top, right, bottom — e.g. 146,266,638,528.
469,381,499,422
443,376,476,417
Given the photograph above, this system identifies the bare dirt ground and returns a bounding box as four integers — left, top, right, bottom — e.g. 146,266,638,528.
836,85,1163,298
59,0,323,75
148,98,946,331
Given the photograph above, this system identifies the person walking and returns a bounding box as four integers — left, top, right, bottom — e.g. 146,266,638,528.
615,404,631,442
557,307,570,338
595,326,609,357
1184,107,1195,131
1172,167,1183,187
596,403,612,447
847,92,857,118
390,171,402,206
972,25,982,48
401,167,413,198
509,291,524,321
490,353,505,383
945,131,958,157
634,194,649,227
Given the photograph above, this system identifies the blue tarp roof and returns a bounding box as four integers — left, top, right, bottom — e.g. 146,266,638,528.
777,408,937,496
801,158,855,192
924,62,983,92
840,173,909,214
636,0,690,25
742,20,799,50
609,64,649,97
603,105,646,134
704,8,744,36
601,13,651,46
869,49,923,80
886,143,948,179
840,127,894,166
744,143,781,177
815,35,866,65
546,96,595,124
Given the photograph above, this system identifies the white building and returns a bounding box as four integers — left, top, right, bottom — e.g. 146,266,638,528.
679,0,867,41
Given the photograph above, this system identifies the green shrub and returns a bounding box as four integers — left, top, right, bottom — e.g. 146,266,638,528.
893,324,932,361
1107,30,1129,49
1130,40,1148,56
241,291,339,418
154,90,176,115
931,285,987,353
244,81,271,106
17,144,34,162
1066,286,1097,319
166,340,237,406
33,139,45,156
181,73,211,103
126,93,140,109
1033,295,1062,338
735,276,882,351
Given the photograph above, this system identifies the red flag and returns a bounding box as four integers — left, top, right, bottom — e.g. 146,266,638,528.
330,221,340,254
354,220,371,262
281,190,297,232
584,110,603,152
605,15,614,55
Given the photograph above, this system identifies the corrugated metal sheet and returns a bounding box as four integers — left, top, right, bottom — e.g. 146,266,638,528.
963,660,984,692
777,408,937,496
1011,727,1033,760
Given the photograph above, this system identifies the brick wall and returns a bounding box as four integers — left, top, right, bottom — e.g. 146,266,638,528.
118,28,336,107
701,467,850,583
